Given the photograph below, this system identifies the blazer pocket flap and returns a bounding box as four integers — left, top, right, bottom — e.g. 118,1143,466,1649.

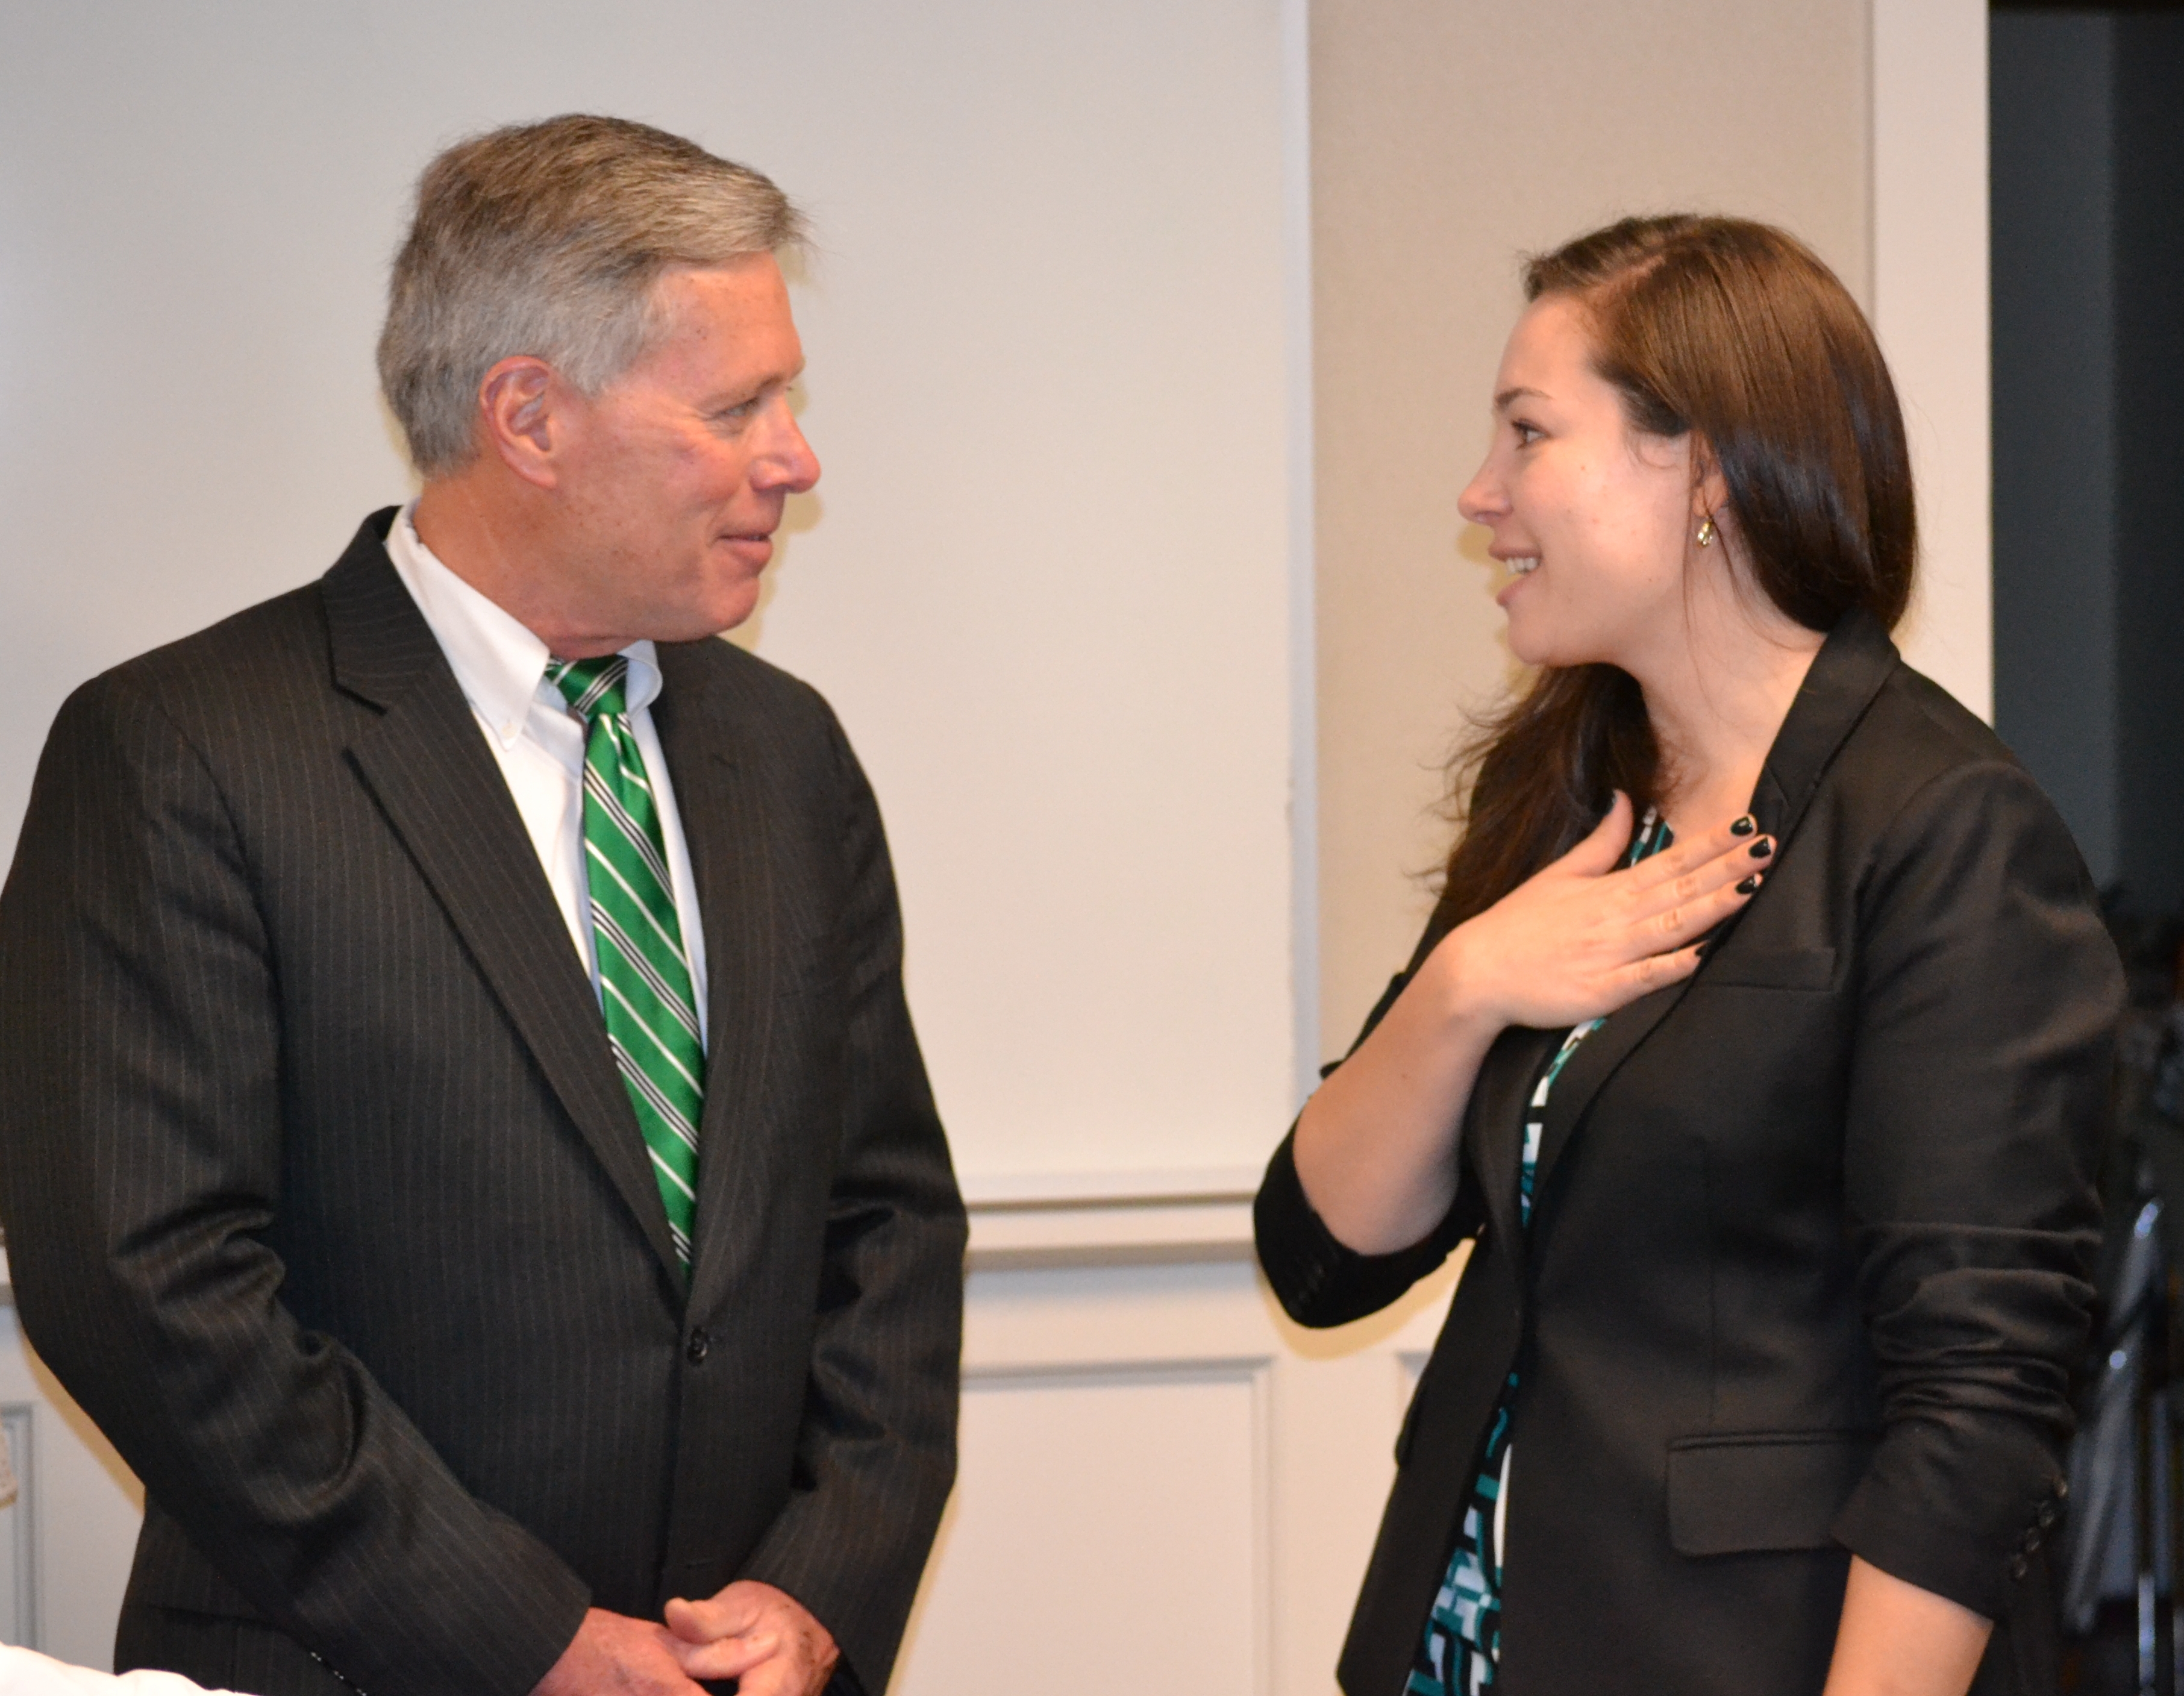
1704,946,1837,990
1667,1430,1874,1556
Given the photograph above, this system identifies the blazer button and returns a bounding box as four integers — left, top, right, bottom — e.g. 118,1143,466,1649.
2009,1556,2029,1582
2021,1527,2042,1553
2054,1476,2071,1500
2038,1503,2058,1529
686,1328,711,1365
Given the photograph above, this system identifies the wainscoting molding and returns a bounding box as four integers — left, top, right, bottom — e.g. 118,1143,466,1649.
0,1272,145,1666
0,1403,36,1650
888,1184,1466,1696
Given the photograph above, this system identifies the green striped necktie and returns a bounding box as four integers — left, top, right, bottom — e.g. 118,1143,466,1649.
548,655,705,1277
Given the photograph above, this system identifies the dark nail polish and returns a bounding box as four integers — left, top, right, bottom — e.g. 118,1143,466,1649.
1736,874,1760,895
1750,838,1773,859
1730,815,1757,836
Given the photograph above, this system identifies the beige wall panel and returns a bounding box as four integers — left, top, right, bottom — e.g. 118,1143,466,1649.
898,1364,1265,1695
1312,0,1872,1053
1874,0,1992,719
897,1237,1466,1696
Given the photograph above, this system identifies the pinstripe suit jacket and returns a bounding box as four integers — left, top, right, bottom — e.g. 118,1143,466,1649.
0,512,966,1696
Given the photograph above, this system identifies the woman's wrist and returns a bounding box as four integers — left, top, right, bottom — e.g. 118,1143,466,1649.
1822,1557,1991,1696
1421,927,1507,1051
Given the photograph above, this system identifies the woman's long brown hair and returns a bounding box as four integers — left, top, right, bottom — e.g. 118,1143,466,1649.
1435,214,1917,928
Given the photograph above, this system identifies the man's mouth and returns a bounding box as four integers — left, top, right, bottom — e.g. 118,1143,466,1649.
720,533,775,566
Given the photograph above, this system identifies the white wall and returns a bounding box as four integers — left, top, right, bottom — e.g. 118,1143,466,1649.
0,0,1304,1197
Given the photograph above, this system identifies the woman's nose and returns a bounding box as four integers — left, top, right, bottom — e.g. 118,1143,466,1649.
1457,455,1505,525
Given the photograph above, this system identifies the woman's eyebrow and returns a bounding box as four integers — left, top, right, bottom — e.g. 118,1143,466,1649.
1494,385,1548,413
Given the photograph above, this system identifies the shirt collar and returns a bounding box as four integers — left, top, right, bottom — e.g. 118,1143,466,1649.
383,502,662,744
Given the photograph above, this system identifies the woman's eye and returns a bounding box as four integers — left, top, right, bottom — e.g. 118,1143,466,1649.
1513,421,1543,446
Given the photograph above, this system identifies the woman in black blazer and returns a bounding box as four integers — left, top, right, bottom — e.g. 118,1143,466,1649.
1257,215,2121,1696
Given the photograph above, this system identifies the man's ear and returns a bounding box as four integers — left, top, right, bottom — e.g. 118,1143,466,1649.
475,357,571,490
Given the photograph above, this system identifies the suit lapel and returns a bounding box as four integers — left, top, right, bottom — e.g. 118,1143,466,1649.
650,643,783,1306
1469,1023,1559,1251
1529,609,1902,1203
1744,609,1899,847
322,518,683,1286
1530,979,1692,1198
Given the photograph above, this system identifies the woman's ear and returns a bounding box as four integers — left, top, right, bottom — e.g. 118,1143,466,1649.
1689,436,1731,531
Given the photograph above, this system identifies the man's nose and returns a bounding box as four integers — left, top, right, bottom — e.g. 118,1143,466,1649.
758,407,821,493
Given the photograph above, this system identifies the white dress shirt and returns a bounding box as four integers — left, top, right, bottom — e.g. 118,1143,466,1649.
0,1647,237,1695
383,504,709,1044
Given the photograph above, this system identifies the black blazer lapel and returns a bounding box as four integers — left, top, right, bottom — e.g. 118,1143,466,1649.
1747,608,1900,846
1531,609,1903,1198
650,643,786,1306
1467,1023,1559,1251
1530,979,1694,1201
322,516,684,1286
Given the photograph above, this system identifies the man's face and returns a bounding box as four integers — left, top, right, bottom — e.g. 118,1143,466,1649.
548,254,819,647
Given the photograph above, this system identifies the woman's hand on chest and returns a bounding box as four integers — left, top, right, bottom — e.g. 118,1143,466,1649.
1427,790,1769,1033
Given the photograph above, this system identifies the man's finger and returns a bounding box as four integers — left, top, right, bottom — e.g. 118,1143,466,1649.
727,1657,816,1696
670,1630,780,1682
665,1592,763,1644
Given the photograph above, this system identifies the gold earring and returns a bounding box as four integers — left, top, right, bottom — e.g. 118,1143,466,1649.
1696,518,1717,548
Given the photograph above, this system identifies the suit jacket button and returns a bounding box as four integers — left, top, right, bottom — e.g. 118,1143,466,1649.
2054,1476,2070,1499
686,1328,711,1365
2009,1556,2029,1581
2038,1503,2058,1529
2021,1527,2042,1552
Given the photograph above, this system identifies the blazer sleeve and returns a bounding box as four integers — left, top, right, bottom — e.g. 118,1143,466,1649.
0,675,590,1696
735,707,966,1696
1254,962,1483,1328
1829,758,2121,1621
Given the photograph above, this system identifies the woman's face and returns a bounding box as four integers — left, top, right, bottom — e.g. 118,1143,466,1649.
1459,296,1704,674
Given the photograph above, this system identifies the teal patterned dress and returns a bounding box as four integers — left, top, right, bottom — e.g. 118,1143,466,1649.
1407,808,1674,1695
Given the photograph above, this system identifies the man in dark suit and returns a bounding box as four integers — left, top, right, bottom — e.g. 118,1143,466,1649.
0,114,964,1696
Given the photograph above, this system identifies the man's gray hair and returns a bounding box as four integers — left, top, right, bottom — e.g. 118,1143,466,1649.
378,113,806,477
